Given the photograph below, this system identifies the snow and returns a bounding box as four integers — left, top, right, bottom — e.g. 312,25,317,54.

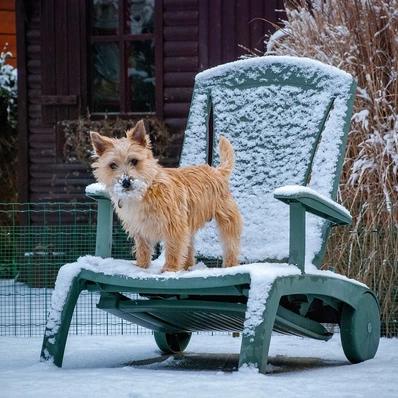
1,333,397,398
265,29,288,54
273,185,351,218
85,182,107,196
194,55,352,82
0,51,17,95
180,56,354,265
352,109,369,130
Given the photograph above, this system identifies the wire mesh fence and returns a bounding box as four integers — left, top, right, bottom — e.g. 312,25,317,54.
0,201,397,337
0,202,150,336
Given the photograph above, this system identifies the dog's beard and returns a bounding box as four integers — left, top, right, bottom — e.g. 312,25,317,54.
112,178,148,201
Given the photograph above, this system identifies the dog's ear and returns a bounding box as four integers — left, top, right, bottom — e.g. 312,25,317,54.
126,120,150,148
90,131,114,156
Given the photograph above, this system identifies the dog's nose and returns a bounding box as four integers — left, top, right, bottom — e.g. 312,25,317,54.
121,178,131,189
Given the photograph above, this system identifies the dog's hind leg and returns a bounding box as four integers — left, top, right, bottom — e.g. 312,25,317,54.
183,235,195,270
134,235,152,268
215,198,242,267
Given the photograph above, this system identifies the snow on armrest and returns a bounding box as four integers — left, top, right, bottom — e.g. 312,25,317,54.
85,183,110,200
274,185,352,225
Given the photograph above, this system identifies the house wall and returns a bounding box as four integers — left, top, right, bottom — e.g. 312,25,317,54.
0,0,16,66
17,0,283,202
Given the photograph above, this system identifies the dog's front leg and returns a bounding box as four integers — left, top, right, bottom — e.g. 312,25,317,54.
134,235,152,268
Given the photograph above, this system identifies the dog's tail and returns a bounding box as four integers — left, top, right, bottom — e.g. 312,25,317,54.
217,136,235,178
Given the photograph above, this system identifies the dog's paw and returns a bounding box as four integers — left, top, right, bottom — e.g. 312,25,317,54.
136,262,150,269
223,262,239,268
161,264,181,273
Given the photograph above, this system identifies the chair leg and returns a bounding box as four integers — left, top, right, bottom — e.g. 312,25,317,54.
239,285,280,374
40,277,83,367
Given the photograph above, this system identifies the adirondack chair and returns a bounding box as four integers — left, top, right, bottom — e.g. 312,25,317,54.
41,56,380,373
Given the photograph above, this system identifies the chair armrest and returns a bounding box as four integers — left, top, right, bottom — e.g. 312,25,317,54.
85,183,110,200
274,185,352,225
85,183,113,258
273,185,351,273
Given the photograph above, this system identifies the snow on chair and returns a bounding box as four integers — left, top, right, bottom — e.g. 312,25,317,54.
41,56,380,373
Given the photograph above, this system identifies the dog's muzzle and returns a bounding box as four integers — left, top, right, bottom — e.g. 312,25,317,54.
113,176,148,203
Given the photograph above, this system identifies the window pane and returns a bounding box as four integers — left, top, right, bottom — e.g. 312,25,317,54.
126,0,155,34
92,43,120,112
92,0,119,35
128,40,155,112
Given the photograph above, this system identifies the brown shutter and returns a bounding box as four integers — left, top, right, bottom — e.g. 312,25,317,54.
40,0,87,126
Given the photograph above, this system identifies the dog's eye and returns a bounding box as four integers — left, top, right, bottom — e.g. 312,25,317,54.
129,159,138,167
109,162,118,170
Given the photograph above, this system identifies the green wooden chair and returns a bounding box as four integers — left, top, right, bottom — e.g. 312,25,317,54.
41,56,380,373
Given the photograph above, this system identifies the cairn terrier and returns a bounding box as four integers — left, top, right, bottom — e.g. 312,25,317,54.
90,120,242,272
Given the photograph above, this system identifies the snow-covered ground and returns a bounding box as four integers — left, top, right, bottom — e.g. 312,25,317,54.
1,333,396,398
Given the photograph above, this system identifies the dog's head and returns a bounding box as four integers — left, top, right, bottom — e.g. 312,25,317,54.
90,120,158,200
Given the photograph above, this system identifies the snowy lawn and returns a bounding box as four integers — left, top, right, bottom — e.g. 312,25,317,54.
1,333,396,398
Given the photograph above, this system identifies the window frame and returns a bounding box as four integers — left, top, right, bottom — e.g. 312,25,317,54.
88,0,163,118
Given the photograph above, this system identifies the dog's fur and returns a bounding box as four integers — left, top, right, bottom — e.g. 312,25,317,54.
90,120,242,272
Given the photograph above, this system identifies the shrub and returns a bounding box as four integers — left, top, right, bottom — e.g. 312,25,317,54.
0,50,17,128
264,0,398,335
60,116,174,168
0,50,18,203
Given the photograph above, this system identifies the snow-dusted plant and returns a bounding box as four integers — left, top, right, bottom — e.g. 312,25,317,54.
0,50,18,202
264,0,398,335
0,50,17,128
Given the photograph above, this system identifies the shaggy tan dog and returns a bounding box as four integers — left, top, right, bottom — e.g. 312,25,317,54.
90,120,242,272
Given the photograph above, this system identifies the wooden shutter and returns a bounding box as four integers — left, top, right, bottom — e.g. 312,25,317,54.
40,0,87,126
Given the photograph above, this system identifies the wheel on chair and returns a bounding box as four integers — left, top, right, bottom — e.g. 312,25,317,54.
154,331,192,354
340,292,380,364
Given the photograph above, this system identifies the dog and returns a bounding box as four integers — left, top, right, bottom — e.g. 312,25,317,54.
90,120,242,272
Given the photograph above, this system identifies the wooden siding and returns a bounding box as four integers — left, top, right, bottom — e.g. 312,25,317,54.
163,0,199,162
18,0,283,202
199,0,284,67
23,0,90,201
0,0,16,67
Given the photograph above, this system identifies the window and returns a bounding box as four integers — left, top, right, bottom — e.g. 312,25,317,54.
90,0,156,114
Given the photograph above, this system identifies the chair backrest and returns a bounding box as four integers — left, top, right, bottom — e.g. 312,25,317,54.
180,56,356,267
